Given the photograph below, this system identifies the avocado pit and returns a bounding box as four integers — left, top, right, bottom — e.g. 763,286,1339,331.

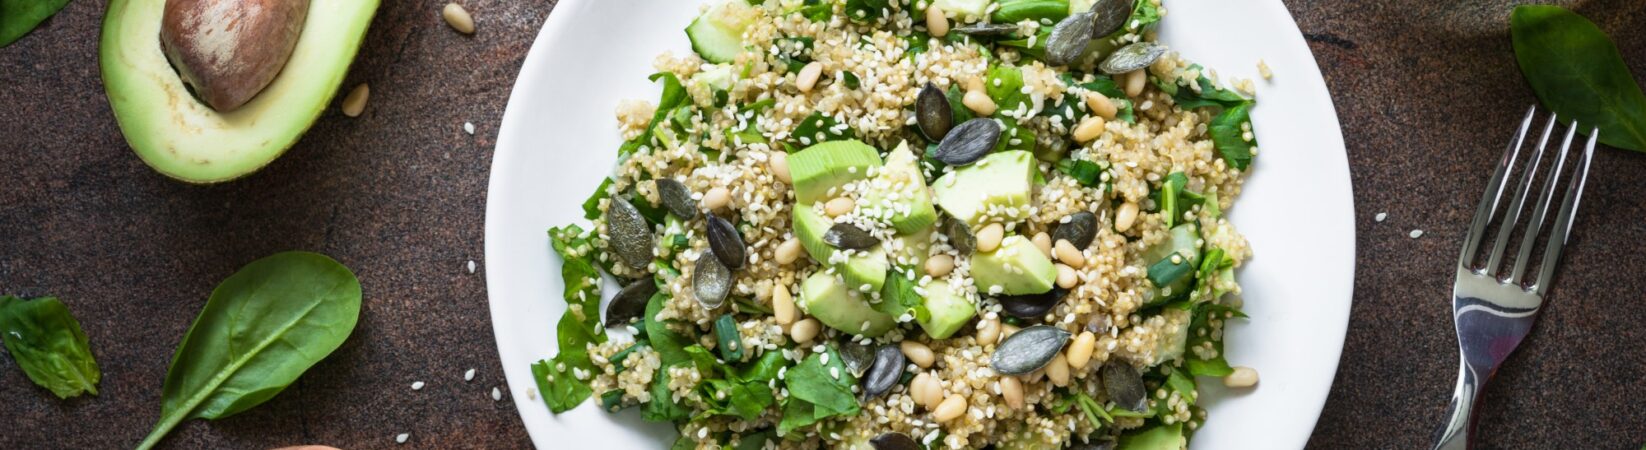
160,0,309,111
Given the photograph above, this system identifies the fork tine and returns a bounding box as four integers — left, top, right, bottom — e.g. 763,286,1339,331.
1460,106,1537,269
1534,127,1598,295
1484,115,1558,276
1508,122,1577,284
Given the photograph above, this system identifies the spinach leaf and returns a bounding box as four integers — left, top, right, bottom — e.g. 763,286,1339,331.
734,430,777,450
791,112,854,147
1184,302,1245,378
532,225,611,414
619,72,690,157
877,270,928,322
776,346,860,435
0,295,99,399
1056,159,1109,190
582,178,614,221
1512,5,1646,152
1208,102,1255,171
0,0,71,47
137,252,361,450
549,225,606,338
644,291,693,367
643,363,692,422
843,0,888,23
986,65,1032,115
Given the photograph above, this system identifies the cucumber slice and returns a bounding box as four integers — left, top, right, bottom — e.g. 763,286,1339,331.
686,0,755,64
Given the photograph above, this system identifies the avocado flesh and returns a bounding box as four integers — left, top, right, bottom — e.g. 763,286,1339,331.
917,280,975,339
800,271,895,337
792,206,888,293
788,140,883,206
101,0,378,183
971,235,1057,295
932,150,1036,227
860,142,939,234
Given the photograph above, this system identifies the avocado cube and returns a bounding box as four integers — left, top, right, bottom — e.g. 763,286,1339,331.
799,271,896,337
792,206,888,292
971,235,1057,295
932,150,1036,227
860,141,939,234
788,140,883,206
917,280,977,339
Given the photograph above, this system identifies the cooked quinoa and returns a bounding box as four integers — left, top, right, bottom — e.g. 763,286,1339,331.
532,0,1260,449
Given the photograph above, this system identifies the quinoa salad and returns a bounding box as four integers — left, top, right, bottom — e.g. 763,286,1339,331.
530,0,1261,448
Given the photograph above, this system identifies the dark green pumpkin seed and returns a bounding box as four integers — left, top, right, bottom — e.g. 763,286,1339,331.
604,277,657,327
606,198,655,270
871,432,921,450
944,217,976,255
917,82,954,141
1099,41,1167,75
823,223,880,250
932,118,1001,166
1101,361,1148,412
838,341,875,377
862,345,905,398
655,178,697,219
990,325,1071,375
952,23,1020,37
998,292,1059,320
693,254,732,309
1054,211,1098,249
706,215,746,270
1044,12,1096,66
1089,0,1134,37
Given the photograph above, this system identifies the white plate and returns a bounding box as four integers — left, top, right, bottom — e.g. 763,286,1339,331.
486,0,1354,447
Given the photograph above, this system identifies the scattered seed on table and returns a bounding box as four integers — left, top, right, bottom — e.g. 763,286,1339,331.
464,122,475,135
464,368,476,381
411,381,425,390
341,83,370,117
1410,229,1424,238
1375,212,1387,222
396,433,410,444
467,260,476,273
443,3,475,34
492,387,502,401
527,387,538,400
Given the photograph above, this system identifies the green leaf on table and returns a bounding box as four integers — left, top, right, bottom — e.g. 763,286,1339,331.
0,295,100,399
0,0,72,47
1512,5,1646,152
137,252,362,450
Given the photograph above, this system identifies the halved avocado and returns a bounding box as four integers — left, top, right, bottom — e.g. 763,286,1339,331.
100,0,378,183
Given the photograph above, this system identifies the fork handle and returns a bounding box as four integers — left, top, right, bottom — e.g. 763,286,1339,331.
1433,357,1488,450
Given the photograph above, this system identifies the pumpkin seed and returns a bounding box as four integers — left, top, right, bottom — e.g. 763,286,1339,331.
1099,41,1167,75
944,217,976,255
931,118,1001,166
870,432,922,450
706,215,746,270
952,23,1020,37
823,223,880,250
693,253,732,309
990,325,1071,375
655,178,696,219
1053,211,1098,249
998,292,1059,320
1044,11,1096,66
838,341,875,378
1101,361,1148,412
606,198,655,270
1089,0,1134,37
604,277,656,327
916,82,954,141
862,345,905,398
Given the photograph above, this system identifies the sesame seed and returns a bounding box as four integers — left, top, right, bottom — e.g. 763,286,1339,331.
396,433,410,444
467,260,476,273
411,381,425,390
1375,212,1387,222
464,122,475,135
1410,229,1424,238
492,387,503,401
464,368,476,381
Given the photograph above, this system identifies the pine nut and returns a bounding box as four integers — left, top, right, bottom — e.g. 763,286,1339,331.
1123,69,1147,97
976,318,1001,345
341,83,370,117
1067,331,1096,370
1115,202,1139,232
1046,354,1070,387
775,238,804,265
1072,116,1106,143
1001,323,1021,340
703,187,732,211
442,3,475,34
962,90,997,116
790,318,821,343
824,197,855,217
1085,92,1117,120
924,254,955,278
910,372,935,407
920,373,944,407
796,62,824,93
932,394,968,422
1055,263,1078,289
975,223,1004,253
772,285,797,325
770,151,791,184
1000,376,1024,410
900,341,936,368
966,76,986,93
1224,366,1259,388
1054,239,1086,268
1031,232,1053,258
926,7,949,38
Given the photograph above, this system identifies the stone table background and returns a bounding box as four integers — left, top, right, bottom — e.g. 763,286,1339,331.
2,0,1643,448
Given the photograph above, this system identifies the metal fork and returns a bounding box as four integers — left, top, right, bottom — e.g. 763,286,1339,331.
1431,106,1598,450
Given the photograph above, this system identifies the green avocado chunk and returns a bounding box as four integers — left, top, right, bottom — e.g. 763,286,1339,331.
917,280,976,339
932,150,1037,227
860,141,939,234
799,271,895,337
788,140,883,206
971,235,1057,296
100,0,379,183
792,205,888,293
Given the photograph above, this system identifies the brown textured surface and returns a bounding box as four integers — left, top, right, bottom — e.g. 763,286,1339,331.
0,0,1643,448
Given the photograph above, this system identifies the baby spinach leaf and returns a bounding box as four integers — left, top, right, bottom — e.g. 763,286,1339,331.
791,112,854,147
1208,102,1255,171
532,224,611,414
843,0,888,23
619,72,690,157
137,252,361,450
643,363,692,422
0,295,100,399
644,291,693,367
549,225,606,339
582,178,614,221
1056,159,1108,188
878,270,929,323
986,64,1031,115
1512,5,1646,152
0,0,71,47
777,346,859,435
